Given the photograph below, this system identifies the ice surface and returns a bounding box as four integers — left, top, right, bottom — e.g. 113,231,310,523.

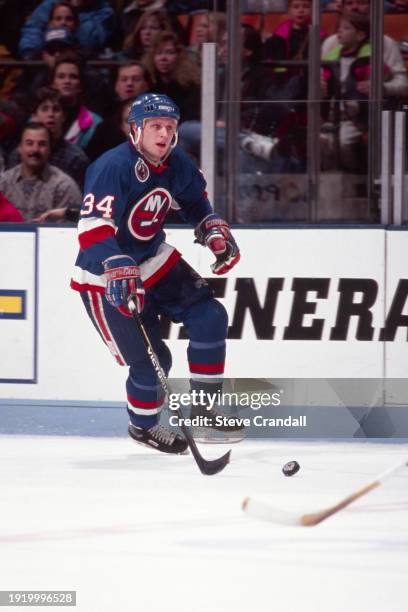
0,436,407,612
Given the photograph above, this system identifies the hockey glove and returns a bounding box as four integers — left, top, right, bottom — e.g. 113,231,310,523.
195,213,240,275
103,255,145,315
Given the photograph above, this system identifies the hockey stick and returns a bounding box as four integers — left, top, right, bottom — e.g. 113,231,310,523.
128,300,231,476
242,460,407,526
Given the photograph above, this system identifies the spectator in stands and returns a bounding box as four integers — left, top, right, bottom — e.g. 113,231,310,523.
49,56,103,149
263,0,325,62
142,31,201,122
322,0,408,99
0,192,24,223
22,2,82,63
0,122,81,221
99,58,151,115
112,61,152,104
85,98,135,160
10,28,79,113
48,1,79,31
187,11,226,64
119,10,174,60
190,11,217,47
218,24,267,134
111,0,190,51
12,36,111,120
321,12,406,171
179,23,280,172
259,0,326,171
27,1,82,63
42,26,79,67
7,87,89,189
19,0,114,60
117,1,167,41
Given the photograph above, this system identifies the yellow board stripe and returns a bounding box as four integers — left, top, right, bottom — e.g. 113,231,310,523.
0,296,23,314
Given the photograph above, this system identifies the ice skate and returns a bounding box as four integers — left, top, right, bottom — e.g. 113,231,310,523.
189,403,245,444
128,423,188,455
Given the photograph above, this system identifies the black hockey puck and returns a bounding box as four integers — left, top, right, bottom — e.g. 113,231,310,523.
282,460,300,477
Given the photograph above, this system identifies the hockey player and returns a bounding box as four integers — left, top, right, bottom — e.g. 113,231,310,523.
71,92,242,454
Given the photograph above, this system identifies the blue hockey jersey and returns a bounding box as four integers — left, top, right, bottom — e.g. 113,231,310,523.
71,142,213,292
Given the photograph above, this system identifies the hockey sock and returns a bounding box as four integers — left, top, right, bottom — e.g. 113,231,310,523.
190,378,223,407
127,408,158,430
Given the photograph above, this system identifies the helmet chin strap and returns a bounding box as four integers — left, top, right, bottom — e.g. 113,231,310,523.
129,123,178,166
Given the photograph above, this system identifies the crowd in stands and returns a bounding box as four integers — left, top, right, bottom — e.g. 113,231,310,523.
0,0,408,223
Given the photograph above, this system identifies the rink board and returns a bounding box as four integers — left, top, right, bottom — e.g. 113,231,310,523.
0,227,37,383
0,226,407,416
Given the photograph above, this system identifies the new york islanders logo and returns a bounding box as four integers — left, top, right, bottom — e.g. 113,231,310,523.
128,188,172,240
134,158,149,182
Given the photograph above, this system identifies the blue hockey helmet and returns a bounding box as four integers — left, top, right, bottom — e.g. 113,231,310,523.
127,93,180,155
127,93,180,128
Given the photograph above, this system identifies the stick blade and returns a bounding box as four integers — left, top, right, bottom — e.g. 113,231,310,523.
198,450,231,475
242,497,302,526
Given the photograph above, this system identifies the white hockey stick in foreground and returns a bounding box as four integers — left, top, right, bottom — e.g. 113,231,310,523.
242,460,407,527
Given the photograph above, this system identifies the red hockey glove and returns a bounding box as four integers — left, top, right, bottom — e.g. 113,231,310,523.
195,213,240,275
103,255,145,315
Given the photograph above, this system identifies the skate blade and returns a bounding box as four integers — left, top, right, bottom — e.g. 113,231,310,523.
130,438,190,455
192,428,245,444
